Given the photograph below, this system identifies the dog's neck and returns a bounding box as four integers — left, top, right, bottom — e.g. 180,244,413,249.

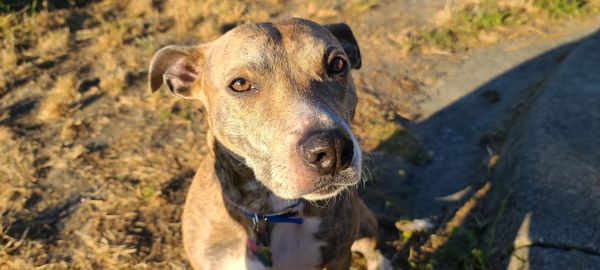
210,136,287,215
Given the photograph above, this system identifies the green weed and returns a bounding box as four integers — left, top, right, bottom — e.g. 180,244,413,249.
410,0,599,51
420,29,455,49
435,227,489,270
346,0,378,13
141,186,157,201
537,0,593,18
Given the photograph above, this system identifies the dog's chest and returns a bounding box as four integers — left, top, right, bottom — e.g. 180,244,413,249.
269,217,325,269
211,217,325,270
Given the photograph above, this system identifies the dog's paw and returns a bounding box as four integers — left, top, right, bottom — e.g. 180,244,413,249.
364,250,394,270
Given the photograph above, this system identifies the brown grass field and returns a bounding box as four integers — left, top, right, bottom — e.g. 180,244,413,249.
0,0,598,269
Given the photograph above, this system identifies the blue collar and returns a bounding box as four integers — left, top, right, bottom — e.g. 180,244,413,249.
240,200,305,226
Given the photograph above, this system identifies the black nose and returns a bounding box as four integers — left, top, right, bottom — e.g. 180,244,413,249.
299,129,354,176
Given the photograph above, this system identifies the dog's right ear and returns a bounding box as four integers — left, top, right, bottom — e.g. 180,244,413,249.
148,45,205,99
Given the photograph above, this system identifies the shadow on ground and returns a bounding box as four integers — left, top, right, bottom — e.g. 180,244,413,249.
360,29,600,269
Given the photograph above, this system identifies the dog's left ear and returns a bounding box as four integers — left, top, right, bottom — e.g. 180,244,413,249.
324,23,361,69
148,45,205,99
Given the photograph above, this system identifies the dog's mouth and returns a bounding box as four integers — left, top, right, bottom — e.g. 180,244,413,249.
301,172,360,201
314,184,340,195
302,184,352,201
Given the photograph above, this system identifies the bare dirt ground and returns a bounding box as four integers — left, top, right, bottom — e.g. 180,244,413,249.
0,0,598,269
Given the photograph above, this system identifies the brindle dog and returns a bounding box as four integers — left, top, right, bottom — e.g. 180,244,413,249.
149,18,392,270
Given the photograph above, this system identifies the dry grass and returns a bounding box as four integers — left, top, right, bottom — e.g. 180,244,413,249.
87,24,125,56
34,27,69,57
0,39,17,70
0,36,17,91
97,53,128,96
37,74,77,122
125,0,155,18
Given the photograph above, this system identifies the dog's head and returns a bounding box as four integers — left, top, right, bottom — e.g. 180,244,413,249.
149,18,362,201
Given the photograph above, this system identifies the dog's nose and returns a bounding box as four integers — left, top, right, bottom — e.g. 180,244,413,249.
299,130,354,176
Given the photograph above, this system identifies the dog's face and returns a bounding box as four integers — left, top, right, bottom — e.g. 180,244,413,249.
149,18,362,201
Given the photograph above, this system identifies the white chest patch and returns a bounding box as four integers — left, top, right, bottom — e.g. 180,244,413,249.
269,217,325,270
202,217,324,270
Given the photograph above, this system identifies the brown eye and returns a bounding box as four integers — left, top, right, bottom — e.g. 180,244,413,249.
327,56,347,75
229,78,252,92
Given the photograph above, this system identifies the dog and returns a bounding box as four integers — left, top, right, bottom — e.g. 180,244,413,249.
148,18,392,270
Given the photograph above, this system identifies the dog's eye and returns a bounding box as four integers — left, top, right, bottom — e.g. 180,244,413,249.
229,78,252,92
327,56,347,75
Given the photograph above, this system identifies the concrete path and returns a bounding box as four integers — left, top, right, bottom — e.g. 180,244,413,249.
403,16,600,269
490,27,600,270
410,18,600,219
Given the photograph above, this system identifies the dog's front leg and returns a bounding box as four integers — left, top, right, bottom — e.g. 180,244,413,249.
351,198,394,270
